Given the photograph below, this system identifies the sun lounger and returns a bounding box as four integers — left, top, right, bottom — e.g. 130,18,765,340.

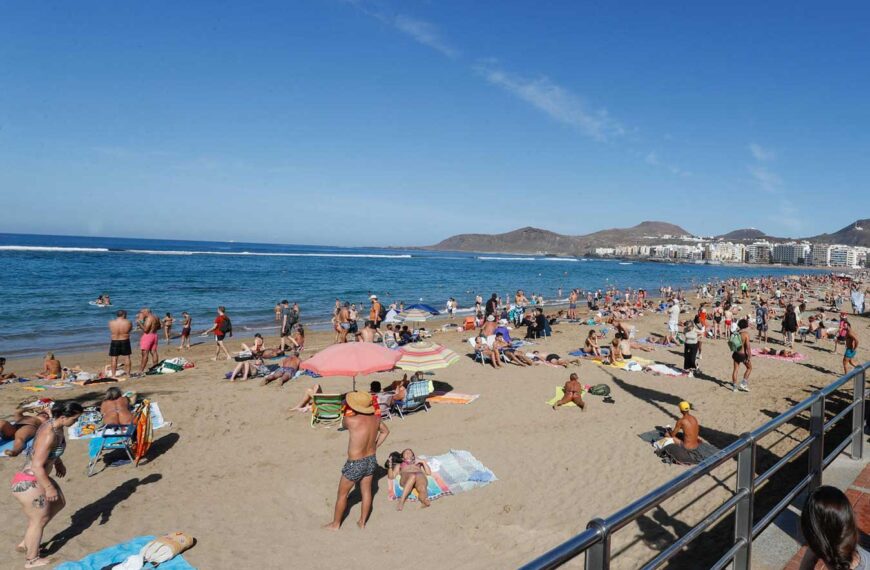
393,380,430,418
87,423,137,476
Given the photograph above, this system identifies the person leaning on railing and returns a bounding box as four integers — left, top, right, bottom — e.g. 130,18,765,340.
799,485,869,570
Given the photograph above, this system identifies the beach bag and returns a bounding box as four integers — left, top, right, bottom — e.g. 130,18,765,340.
589,384,610,397
219,316,233,337
653,437,675,451
140,531,195,564
728,331,743,353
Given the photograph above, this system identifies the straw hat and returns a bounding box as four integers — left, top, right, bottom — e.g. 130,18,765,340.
346,391,375,414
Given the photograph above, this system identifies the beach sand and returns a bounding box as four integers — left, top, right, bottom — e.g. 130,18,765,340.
0,299,866,569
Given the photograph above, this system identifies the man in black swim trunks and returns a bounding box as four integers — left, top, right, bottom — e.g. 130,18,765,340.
108,310,133,377
324,391,389,531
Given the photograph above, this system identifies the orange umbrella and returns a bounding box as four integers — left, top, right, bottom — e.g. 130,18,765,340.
300,343,401,389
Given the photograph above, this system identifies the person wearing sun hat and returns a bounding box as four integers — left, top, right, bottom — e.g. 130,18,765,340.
324,391,390,531
661,401,703,465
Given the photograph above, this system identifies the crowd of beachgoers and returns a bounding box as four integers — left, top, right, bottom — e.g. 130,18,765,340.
1,269,868,568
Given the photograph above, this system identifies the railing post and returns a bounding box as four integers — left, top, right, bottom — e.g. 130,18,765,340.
809,393,825,490
852,368,866,460
733,436,755,570
585,518,610,570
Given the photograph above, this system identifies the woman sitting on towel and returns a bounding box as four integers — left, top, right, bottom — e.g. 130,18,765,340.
604,337,624,365
584,330,602,357
387,449,432,511
0,407,49,457
100,387,134,426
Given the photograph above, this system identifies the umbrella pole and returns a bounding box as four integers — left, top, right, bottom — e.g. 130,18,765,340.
353,375,356,391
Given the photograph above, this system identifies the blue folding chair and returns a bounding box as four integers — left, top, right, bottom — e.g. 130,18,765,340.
87,423,136,476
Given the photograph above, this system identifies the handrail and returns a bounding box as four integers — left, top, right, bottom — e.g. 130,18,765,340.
520,361,869,570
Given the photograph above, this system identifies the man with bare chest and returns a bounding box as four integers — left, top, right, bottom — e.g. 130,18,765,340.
108,310,133,377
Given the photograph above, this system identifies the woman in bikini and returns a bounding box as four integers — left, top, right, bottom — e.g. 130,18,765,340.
0,408,49,457
584,330,602,357
11,401,83,568
387,449,432,511
100,387,134,425
162,313,174,343
229,334,267,381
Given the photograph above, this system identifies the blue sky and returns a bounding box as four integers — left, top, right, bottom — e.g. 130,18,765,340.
1,1,868,246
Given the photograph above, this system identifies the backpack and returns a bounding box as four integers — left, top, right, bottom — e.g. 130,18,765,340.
589,384,610,397
219,316,233,337
378,304,387,320
728,331,743,353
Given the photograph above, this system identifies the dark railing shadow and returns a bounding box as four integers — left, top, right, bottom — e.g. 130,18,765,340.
42,473,162,554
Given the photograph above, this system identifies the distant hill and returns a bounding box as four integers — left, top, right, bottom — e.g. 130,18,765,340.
808,219,870,247
717,228,768,241
424,218,870,255
426,221,694,255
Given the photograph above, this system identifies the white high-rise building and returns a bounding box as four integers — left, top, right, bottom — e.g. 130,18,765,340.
829,245,856,268
746,242,772,264
810,244,831,266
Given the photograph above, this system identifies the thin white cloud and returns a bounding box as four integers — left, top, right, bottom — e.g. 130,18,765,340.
749,165,783,194
476,65,625,141
749,143,775,162
645,151,659,166
393,15,458,58
644,150,690,177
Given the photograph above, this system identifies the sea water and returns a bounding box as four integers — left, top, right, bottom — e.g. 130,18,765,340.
0,233,823,357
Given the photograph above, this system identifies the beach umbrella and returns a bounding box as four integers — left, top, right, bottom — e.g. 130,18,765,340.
405,303,440,315
396,341,460,372
300,343,401,389
398,308,432,323
134,400,153,466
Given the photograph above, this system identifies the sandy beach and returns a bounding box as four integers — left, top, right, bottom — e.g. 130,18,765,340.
0,287,866,569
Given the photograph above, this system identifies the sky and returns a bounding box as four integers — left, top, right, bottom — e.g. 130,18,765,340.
1,1,869,246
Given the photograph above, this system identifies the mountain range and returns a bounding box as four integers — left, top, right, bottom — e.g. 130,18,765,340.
423,219,870,256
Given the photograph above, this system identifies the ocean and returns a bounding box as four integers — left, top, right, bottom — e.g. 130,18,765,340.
0,233,824,358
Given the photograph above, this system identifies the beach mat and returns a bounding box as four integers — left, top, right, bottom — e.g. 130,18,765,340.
568,347,610,358
591,356,652,370
428,392,479,405
0,437,33,458
638,430,720,462
546,386,581,407
55,535,196,570
751,348,807,362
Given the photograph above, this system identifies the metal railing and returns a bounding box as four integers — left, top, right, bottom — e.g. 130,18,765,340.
521,361,869,570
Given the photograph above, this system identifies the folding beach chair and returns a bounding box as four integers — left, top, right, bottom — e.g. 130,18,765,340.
87,423,136,476
393,380,430,418
468,337,489,365
377,392,394,421
310,394,344,427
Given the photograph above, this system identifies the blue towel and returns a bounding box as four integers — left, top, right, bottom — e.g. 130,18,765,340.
0,437,33,457
56,535,195,569
88,436,127,460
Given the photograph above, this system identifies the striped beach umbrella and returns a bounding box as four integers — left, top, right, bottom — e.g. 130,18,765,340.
399,308,432,323
396,341,460,372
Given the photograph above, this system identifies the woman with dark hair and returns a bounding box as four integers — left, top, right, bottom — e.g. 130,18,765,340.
784,303,799,349
800,485,869,570
11,401,83,568
100,387,134,425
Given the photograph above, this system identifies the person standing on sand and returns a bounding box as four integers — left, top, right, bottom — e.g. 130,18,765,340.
203,306,232,361
730,319,752,392
568,289,578,320
666,298,680,345
324,391,390,530
136,308,160,374
162,312,173,342
108,310,133,378
337,302,351,343
755,300,768,343
843,322,859,375
280,300,293,351
179,311,192,350
368,295,382,330
552,373,585,410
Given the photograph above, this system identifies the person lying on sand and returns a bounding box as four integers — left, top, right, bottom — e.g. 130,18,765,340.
387,449,432,511
661,402,703,465
100,387,134,426
0,407,49,456
260,352,300,387
529,351,580,368
552,373,585,411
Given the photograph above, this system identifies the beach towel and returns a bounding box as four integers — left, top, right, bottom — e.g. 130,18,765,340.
635,338,675,348
427,392,479,405
424,450,497,495
55,535,196,570
568,347,610,357
638,430,720,465
1,377,31,386
0,437,33,458
592,356,652,370
750,348,807,362
387,471,452,502
644,363,688,377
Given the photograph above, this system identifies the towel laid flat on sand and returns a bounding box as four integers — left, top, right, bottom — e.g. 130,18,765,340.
68,402,169,440
638,430,721,465
423,450,497,495
0,437,33,458
750,348,807,362
428,392,480,405
55,535,195,570
592,356,652,370
644,363,687,377
568,347,610,357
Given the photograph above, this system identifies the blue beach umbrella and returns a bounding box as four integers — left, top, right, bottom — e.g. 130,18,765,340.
405,303,440,315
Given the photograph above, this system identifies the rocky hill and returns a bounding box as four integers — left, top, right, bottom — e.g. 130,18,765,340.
808,219,870,247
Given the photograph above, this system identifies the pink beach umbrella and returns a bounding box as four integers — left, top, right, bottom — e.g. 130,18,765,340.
300,343,401,390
